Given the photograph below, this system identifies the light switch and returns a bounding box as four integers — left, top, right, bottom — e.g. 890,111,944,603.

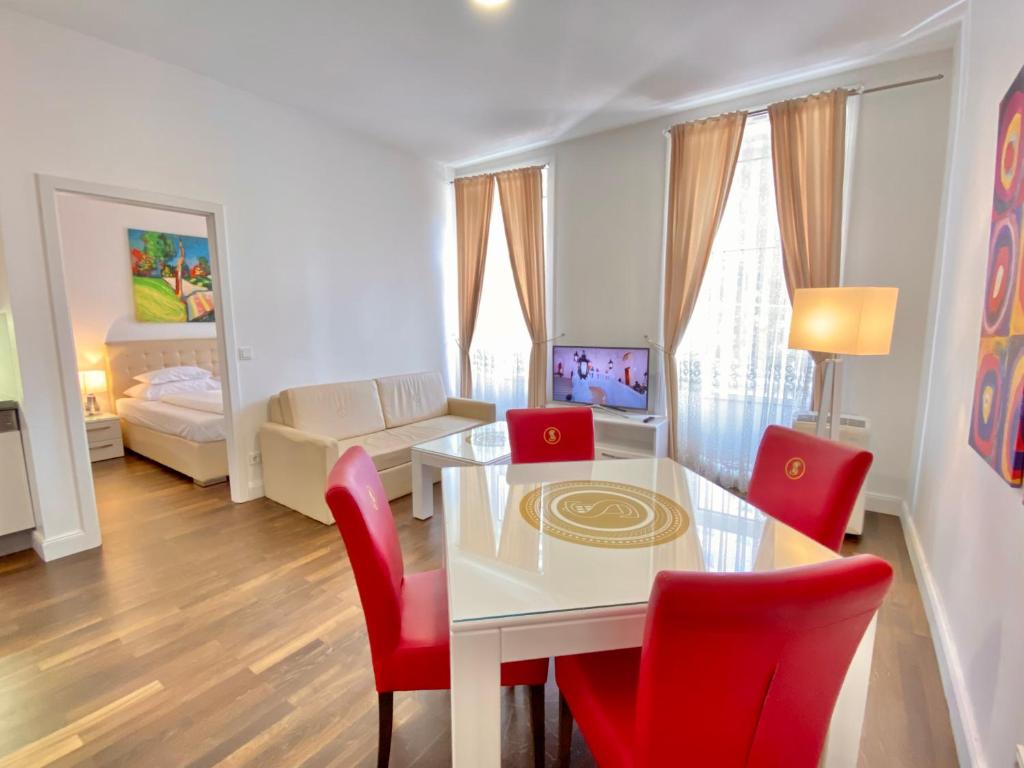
237,346,253,361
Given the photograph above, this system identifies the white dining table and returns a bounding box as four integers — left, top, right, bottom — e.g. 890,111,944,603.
441,457,875,767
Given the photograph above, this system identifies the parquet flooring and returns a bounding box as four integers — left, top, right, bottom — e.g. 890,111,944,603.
0,454,957,766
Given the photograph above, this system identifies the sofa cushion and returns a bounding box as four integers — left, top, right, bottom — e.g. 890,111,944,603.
279,380,385,440
338,415,485,472
387,415,483,445
337,430,417,472
376,372,448,429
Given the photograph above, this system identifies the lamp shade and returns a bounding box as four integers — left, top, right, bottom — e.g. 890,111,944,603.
78,369,107,393
788,287,898,356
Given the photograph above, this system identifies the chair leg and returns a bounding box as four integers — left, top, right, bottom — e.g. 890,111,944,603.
529,684,545,768
558,692,573,767
377,691,393,768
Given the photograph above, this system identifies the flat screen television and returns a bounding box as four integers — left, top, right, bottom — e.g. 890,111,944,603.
551,346,650,411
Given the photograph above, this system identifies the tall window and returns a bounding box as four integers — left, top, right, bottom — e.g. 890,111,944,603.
466,169,548,418
675,115,813,492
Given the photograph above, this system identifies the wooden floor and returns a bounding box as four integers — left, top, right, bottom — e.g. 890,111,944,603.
0,454,957,767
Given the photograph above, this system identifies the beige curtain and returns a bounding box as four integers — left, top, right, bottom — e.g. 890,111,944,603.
662,112,747,460
454,174,495,397
768,89,848,406
496,166,548,408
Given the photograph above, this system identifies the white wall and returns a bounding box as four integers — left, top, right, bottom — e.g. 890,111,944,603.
842,56,953,507
910,3,1024,765
57,194,213,391
0,10,446,559
457,49,953,510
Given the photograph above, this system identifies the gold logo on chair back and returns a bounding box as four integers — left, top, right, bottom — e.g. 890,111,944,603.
785,457,806,480
543,426,561,445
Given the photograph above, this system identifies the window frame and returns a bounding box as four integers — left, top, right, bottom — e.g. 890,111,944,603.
446,155,556,400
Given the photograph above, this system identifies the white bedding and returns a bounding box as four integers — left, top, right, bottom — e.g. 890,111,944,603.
116,397,226,443
160,390,224,414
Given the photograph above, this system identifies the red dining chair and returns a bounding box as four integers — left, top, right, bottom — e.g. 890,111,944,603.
555,555,893,768
507,406,595,464
325,446,550,768
747,425,873,552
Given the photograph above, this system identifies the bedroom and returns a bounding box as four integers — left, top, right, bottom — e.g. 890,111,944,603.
57,191,231,490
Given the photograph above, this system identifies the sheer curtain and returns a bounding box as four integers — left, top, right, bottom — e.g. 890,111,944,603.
469,177,532,418
675,114,814,492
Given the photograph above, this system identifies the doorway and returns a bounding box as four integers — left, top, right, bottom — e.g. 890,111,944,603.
36,176,244,550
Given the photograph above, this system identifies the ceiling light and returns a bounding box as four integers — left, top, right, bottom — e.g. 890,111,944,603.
473,0,509,9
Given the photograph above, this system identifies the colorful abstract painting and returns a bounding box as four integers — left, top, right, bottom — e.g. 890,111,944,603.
969,65,1024,486
128,229,215,323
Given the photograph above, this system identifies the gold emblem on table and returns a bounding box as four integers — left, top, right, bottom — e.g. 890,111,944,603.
465,429,507,448
542,427,561,445
520,480,689,548
785,457,806,480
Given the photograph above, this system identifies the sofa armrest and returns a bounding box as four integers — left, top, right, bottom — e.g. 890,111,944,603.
259,422,341,525
447,397,496,424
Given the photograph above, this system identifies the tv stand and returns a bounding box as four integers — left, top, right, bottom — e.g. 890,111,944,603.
592,403,630,419
546,403,668,459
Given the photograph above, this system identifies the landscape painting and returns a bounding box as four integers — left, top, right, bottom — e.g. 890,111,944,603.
968,64,1024,487
128,229,215,323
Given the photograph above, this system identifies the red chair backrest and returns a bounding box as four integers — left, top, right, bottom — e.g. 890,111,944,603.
506,407,595,464
634,555,892,767
747,425,872,551
325,446,404,684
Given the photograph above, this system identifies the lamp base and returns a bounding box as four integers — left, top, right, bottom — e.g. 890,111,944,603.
816,357,843,441
84,393,99,416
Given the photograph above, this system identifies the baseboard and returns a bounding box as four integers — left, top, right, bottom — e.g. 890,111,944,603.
32,527,100,562
900,509,986,767
865,492,904,516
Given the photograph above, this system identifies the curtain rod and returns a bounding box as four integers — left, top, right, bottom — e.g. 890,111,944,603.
662,74,944,134
449,163,549,185
448,73,944,177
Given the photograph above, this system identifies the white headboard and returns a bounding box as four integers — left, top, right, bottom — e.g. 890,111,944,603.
106,338,220,398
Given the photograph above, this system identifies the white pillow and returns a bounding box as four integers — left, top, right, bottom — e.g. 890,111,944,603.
125,378,221,401
133,365,212,385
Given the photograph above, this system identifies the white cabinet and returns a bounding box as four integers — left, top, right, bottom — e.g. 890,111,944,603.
593,411,669,459
85,413,124,462
546,405,669,459
0,406,34,537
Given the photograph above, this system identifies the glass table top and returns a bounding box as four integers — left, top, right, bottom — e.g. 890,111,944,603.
441,458,837,623
414,420,511,464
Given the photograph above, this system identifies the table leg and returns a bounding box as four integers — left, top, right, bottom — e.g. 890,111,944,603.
411,454,434,520
450,627,501,766
821,615,876,767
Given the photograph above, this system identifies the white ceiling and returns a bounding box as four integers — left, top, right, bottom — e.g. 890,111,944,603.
1,0,955,164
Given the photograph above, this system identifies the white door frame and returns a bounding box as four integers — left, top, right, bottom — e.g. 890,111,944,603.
35,175,245,555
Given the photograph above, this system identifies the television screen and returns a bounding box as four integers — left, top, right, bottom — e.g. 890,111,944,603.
551,346,650,411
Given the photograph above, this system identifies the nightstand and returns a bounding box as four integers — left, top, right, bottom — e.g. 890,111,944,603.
84,413,124,462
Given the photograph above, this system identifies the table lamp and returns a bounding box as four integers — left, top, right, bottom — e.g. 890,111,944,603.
78,369,107,416
788,286,898,440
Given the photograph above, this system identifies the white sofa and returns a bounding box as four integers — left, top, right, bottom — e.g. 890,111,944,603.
260,371,494,524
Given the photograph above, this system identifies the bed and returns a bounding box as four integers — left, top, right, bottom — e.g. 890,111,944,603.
106,339,229,486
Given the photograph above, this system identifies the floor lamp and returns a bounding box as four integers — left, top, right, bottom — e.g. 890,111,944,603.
788,287,898,440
